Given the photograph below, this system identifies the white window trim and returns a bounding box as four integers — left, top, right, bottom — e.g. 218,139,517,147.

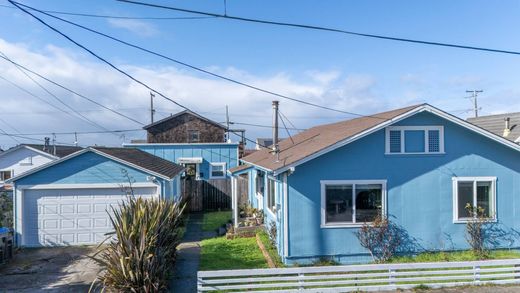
320,180,387,228
254,171,264,210
209,162,227,179
385,126,445,155
452,176,497,223
266,177,278,219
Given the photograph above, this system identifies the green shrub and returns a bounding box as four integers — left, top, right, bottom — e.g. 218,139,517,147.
91,196,186,292
0,192,12,228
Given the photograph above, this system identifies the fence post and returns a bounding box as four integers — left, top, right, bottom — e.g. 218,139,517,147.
298,272,304,291
474,265,480,284
197,273,202,293
389,268,396,286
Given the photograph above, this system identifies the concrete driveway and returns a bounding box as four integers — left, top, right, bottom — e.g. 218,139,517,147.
0,246,102,292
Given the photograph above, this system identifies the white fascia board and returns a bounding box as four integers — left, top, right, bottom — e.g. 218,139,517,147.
273,104,520,176
17,182,159,190
8,148,175,183
239,159,274,174
122,142,240,146
0,145,58,161
6,149,89,183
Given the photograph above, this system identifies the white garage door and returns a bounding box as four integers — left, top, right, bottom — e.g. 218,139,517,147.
23,186,157,247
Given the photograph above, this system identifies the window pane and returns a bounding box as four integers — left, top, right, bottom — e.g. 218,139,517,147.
355,184,382,222
268,179,276,212
428,130,440,152
325,185,353,223
477,181,492,218
389,130,401,153
457,181,473,218
404,130,425,153
256,173,264,195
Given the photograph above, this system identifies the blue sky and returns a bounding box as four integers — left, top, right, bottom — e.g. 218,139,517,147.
0,0,519,149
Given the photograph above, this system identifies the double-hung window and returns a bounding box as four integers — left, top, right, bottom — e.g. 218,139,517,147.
386,126,444,154
255,171,265,210
453,177,496,222
209,163,226,179
266,178,276,215
0,170,11,181
321,180,386,227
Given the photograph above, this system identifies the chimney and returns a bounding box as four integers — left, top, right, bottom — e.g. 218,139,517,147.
272,101,279,161
503,117,511,137
43,137,50,151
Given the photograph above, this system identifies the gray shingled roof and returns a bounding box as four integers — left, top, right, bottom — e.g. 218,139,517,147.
468,113,520,143
24,144,83,158
92,147,184,179
143,110,227,130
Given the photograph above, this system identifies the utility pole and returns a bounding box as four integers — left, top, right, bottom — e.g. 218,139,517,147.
150,92,155,124
74,132,78,147
225,105,230,142
272,101,279,161
466,90,483,117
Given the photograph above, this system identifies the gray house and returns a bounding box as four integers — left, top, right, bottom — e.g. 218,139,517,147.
468,112,520,143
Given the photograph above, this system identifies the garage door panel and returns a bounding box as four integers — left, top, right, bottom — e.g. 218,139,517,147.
23,187,157,247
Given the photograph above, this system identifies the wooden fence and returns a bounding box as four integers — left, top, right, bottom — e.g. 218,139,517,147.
198,259,520,292
183,179,231,212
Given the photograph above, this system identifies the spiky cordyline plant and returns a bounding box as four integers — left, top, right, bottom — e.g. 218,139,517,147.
91,196,186,292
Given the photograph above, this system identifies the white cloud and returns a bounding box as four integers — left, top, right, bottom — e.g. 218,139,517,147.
107,19,158,37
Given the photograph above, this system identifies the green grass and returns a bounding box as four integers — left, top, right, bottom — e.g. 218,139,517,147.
200,236,268,270
257,230,285,267
389,249,520,263
201,211,232,231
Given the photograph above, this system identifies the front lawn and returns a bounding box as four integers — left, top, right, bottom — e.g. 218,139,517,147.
200,236,268,270
201,211,232,231
389,249,520,263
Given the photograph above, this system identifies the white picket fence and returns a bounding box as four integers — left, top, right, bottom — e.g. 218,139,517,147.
197,259,520,292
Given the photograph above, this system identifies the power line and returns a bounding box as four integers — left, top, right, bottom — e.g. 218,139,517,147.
9,1,272,150
119,0,520,57
229,121,305,131
12,1,387,120
0,50,113,133
0,3,215,20
0,54,144,126
0,129,143,136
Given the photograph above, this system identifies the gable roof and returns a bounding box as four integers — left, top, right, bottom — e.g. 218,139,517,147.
8,147,184,182
24,144,83,158
467,112,520,143
0,144,82,160
238,104,520,175
143,110,227,130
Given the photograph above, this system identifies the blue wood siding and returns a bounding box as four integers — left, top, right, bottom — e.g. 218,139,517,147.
15,152,176,198
283,111,520,265
128,144,239,180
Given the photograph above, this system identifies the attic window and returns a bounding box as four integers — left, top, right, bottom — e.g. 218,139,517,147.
188,130,200,143
385,126,444,155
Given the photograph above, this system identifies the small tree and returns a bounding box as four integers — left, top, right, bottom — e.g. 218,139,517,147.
465,203,493,258
355,215,403,263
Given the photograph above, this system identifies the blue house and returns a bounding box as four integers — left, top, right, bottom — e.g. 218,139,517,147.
124,110,240,180
124,142,239,180
9,147,183,247
229,104,520,265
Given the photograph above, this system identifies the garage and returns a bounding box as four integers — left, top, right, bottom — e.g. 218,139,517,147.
9,147,184,247
22,186,157,246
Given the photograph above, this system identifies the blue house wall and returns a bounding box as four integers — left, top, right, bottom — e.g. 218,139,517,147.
15,152,176,199
126,143,239,180
283,111,520,265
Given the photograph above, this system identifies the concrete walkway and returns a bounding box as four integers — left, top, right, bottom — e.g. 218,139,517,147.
170,213,216,293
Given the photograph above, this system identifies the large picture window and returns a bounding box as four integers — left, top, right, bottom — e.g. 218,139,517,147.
385,126,444,155
453,177,496,222
321,180,386,227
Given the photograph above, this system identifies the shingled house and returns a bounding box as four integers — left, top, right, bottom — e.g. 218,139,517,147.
468,112,520,144
125,110,239,182
144,110,227,144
